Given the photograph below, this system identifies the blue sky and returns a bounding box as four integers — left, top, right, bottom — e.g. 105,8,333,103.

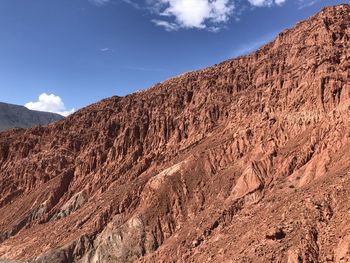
0,0,347,115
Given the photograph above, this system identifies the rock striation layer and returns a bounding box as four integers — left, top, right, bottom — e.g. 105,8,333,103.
0,4,350,263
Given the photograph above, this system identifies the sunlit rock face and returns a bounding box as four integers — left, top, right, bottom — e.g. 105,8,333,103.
0,4,350,263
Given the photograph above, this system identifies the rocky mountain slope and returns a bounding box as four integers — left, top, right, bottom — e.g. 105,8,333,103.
0,4,349,263
0,102,63,132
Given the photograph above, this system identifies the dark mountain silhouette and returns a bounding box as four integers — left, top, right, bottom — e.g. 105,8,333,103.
0,102,63,132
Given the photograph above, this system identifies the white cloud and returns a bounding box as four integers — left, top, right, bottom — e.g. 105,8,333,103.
275,0,287,5
149,0,234,31
100,47,110,52
247,0,272,7
25,93,75,117
89,0,288,31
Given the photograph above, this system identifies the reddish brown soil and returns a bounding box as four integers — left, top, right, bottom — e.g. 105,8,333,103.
0,4,349,263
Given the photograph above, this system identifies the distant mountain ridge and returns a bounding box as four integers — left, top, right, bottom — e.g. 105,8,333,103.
0,102,64,132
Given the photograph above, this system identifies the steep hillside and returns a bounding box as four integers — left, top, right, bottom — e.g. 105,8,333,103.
0,4,349,263
0,102,63,132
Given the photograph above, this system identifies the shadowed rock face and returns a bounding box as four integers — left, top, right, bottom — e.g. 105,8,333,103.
0,102,63,132
0,4,349,263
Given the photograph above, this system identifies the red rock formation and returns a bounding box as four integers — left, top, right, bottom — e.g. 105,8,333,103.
0,4,349,263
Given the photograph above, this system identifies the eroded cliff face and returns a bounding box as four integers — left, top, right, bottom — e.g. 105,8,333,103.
0,4,349,263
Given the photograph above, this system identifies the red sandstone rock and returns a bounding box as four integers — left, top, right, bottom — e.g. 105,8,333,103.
0,4,350,263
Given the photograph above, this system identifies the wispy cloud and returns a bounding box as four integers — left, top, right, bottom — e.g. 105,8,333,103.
122,0,141,9
100,47,110,52
88,0,110,6
88,0,140,8
25,93,75,117
297,0,321,9
247,0,286,7
231,31,279,58
125,66,168,72
151,19,179,31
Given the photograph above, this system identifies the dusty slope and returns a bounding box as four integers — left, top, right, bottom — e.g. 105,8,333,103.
0,102,63,132
0,4,349,263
